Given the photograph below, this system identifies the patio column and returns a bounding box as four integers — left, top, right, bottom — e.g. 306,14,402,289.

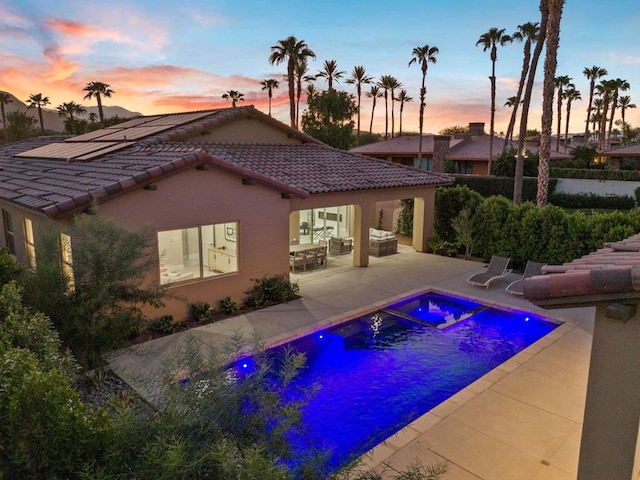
352,202,373,267
577,305,640,480
412,190,435,253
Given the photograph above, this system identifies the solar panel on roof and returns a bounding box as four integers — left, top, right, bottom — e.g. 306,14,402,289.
105,116,159,129
75,141,135,160
141,111,215,126
94,125,174,141
65,129,123,142
15,142,121,160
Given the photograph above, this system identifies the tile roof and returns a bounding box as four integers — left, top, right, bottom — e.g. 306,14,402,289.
523,233,640,308
350,135,450,155
600,143,640,157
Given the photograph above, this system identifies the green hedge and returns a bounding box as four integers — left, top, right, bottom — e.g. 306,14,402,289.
549,192,636,210
550,168,640,181
452,175,557,202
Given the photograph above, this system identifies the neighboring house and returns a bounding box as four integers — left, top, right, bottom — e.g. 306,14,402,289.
600,142,640,170
523,234,640,480
0,106,453,320
352,122,571,175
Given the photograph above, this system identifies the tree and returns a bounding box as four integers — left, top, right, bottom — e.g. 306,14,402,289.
617,95,636,128
305,83,318,103
294,59,315,129
4,111,37,142
596,79,615,152
582,65,608,141
513,1,548,205
606,78,630,147
260,78,280,116
26,93,50,134
563,85,581,152
476,27,512,171
537,0,565,208
409,44,439,161
83,81,114,123
0,91,12,128
503,96,521,144
222,90,245,107
57,101,87,134
439,125,468,135
365,85,382,134
378,75,397,139
503,22,539,152
345,65,373,142
395,89,413,136
553,75,572,151
88,112,98,123
301,89,357,149
269,36,316,129
316,59,345,91
388,76,402,138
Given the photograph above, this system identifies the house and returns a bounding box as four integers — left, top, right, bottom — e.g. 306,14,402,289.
600,142,640,170
0,106,453,320
523,234,640,480
352,122,572,175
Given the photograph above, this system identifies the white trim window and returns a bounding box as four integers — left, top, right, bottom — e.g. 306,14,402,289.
157,222,238,285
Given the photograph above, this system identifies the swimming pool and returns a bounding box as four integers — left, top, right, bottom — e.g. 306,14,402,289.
234,290,560,471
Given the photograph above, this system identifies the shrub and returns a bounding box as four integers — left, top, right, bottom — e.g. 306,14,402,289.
149,315,177,334
219,296,240,315
396,198,414,236
191,302,216,324
490,148,539,177
453,175,556,203
635,186,640,206
244,275,299,309
471,195,513,262
434,185,483,242
0,248,25,287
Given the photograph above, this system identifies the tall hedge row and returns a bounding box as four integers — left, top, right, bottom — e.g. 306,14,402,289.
452,175,557,202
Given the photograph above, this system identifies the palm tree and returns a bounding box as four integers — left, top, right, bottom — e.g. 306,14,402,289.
0,92,12,128
409,44,439,161
365,85,382,135
294,59,316,129
222,90,244,107
553,75,572,151
82,81,114,123
388,77,402,138
563,85,581,152
316,59,345,90
378,75,397,139
514,3,549,205
57,101,86,134
260,79,280,116
590,97,604,135
582,65,608,142
395,89,413,136
596,79,615,152
305,83,318,103
606,78,630,147
269,36,316,129
26,93,51,134
503,22,539,153
503,96,521,144
345,65,373,142
618,95,637,128
476,27,512,171
88,112,98,123
537,0,565,208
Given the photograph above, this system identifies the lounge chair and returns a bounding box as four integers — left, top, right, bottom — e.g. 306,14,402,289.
506,260,545,295
467,256,512,288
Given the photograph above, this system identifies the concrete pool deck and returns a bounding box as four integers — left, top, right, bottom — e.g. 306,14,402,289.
107,246,593,480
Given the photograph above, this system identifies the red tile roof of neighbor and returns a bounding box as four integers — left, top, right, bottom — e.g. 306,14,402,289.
0,106,453,219
523,233,640,308
600,143,640,157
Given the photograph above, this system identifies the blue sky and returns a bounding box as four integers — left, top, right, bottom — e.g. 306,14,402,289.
1,0,638,134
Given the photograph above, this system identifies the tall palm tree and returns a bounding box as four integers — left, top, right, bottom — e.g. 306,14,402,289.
476,27,512,170
260,79,280,116
503,22,539,153
563,85,581,152
304,83,318,103
606,78,630,147
395,89,413,136
26,93,51,134
345,65,373,142
82,81,114,123
0,92,12,128
553,75,572,151
596,79,616,152
222,90,244,107
388,77,402,138
88,112,98,123
590,97,604,134
294,59,316,129
503,96,520,143
514,3,549,205
365,85,382,135
316,59,345,90
57,101,86,134
618,95,637,128
269,36,316,129
409,44,439,161
378,75,396,139
582,65,608,141
537,0,565,208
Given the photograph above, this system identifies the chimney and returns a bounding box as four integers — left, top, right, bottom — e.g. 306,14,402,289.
432,135,450,173
468,122,485,136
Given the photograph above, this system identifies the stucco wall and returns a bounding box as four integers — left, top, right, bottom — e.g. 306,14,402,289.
98,167,291,320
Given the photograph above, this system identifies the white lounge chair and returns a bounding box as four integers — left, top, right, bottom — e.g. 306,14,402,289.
467,256,512,288
506,260,545,295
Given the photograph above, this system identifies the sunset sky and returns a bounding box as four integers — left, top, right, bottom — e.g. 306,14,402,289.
1,0,638,136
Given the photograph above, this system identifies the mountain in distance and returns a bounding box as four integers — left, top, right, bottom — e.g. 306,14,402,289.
0,91,143,132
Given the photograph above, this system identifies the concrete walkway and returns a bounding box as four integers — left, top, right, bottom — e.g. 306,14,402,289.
107,246,593,480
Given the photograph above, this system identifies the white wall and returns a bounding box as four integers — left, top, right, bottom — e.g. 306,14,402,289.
554,178,640,199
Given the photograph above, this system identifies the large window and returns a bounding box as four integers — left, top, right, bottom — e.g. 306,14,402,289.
157,222,238,285
23,218,36,270
456,161,474,174
413,157,433,171
60,232,75,293
298,206,351,244
2,209,15,255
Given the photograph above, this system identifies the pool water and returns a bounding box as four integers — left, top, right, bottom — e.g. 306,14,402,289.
235,291,559,471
